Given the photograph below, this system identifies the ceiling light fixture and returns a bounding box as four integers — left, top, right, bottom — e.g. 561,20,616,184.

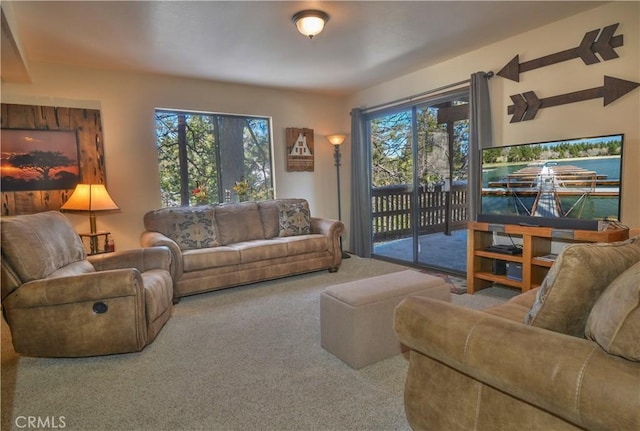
292,10,329,39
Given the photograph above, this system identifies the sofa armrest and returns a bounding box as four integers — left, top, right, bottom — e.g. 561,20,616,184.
4,269,144,309
88,246,171,273
311,217,344,267
310,217,339,235
311,217,344,246
394,296,640,431
140,231,183,280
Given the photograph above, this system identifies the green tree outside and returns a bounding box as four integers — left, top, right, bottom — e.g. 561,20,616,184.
155,111,273,207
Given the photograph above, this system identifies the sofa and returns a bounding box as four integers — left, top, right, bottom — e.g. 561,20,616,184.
140,198,344,300
1,211,174,357
394,237,640,431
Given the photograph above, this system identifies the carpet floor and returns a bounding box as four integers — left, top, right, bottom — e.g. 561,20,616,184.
1,257,518,431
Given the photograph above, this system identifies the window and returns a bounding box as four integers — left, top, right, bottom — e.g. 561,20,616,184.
155,110,274,206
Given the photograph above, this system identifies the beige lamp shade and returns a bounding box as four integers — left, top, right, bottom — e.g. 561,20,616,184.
61,184,120,211
61,184,119,253
327,134,346,146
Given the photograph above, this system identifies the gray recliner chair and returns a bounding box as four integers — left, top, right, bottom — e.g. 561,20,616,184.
1,211,174,357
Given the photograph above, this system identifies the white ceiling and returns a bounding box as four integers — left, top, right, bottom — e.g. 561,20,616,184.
3,1,606,95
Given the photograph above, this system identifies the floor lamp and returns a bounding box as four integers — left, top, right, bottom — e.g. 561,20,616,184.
327,134,350,259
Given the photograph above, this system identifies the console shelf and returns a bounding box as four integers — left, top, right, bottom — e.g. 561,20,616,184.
466,222,629,294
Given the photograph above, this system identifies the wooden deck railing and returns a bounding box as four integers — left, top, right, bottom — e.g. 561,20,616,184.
372,184,468,242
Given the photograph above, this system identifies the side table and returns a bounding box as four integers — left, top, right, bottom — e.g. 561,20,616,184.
79,231,111,255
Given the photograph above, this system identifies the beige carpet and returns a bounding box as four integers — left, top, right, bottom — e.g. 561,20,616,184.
1,257,518,431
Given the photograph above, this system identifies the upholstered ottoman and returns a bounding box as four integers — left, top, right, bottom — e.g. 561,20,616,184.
320,269,451,369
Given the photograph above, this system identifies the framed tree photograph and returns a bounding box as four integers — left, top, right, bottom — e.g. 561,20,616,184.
1,129,81,191
1,103,106,216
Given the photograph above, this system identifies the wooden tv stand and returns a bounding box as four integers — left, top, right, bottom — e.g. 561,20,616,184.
466,221,629,294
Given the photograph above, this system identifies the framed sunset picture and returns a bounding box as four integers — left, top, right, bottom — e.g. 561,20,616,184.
1,129,81,192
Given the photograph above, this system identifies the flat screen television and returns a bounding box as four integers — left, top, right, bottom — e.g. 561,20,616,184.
478,133,624,231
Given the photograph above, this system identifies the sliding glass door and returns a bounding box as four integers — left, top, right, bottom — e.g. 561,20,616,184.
370,89,469,274
370,109,414,261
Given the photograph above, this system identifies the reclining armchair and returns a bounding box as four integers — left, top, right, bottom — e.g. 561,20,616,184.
1,211,174,357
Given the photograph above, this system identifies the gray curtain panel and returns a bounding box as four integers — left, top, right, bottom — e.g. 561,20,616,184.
469,72,493,221
349,108,373,257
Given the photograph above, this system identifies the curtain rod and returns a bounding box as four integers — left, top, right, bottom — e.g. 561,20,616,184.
360,72,493,114
360,78,469,113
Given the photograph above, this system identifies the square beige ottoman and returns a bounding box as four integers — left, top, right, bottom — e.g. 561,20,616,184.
320,269,451,369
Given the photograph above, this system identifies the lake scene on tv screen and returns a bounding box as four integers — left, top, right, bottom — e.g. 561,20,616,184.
481,134,623,220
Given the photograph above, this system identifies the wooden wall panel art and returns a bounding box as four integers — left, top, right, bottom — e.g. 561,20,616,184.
507,76,639,123
286,127,314,172
498,23,623,82
1,103,106,215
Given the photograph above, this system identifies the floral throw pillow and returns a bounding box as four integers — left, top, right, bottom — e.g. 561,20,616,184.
168,208,219,250
278,202,311,237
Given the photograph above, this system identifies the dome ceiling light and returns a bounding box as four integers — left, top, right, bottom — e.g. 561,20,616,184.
292,10,330,39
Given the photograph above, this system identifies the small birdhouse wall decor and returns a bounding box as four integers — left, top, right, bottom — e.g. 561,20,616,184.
286,127,314,172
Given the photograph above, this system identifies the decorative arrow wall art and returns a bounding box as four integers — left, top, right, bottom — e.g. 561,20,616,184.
498,23,623,82
507,76,639,123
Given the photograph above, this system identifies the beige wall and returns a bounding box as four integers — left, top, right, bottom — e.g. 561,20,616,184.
2,65,348,250
346,2,640,231
2,2,638,252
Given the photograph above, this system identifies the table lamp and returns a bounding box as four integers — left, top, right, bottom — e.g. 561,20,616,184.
61,183,120,253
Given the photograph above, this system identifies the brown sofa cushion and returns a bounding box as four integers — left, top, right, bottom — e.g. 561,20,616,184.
484,287,538,323
182,247,240,271
143,207,173,234
525,237,640,336
278,201,311,237
232,240,290,264
585,261,640,361
215,202,265,245
281,235,328,255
